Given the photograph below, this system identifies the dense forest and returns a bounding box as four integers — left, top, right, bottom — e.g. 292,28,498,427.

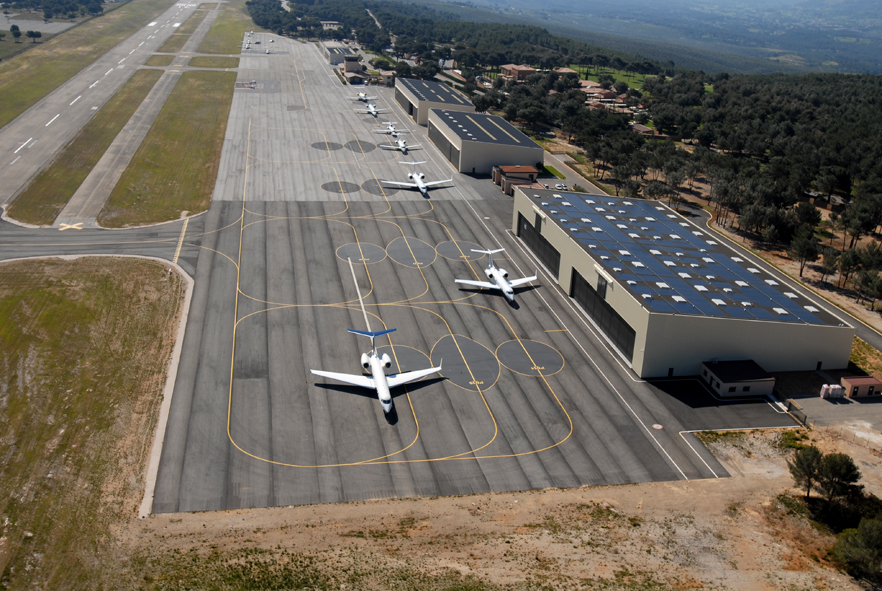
1,0,104,19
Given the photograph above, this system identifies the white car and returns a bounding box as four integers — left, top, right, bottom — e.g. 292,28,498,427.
554,183,564,189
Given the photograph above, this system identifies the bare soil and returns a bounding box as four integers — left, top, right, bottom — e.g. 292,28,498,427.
100,429,876,590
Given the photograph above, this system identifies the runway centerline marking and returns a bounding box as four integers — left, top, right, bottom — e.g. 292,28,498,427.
70,96,81,106
46,114,60,127
14,138,33,154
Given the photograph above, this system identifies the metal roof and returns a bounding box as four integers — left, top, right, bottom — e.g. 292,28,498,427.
328,47,354,56
398,78,472,107
431,109,539,148
526,191,847,327
702,360,774,382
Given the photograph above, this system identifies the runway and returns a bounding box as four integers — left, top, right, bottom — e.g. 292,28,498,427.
150,37,778,513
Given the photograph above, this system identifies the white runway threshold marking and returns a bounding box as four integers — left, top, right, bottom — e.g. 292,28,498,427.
70,95,81,106
14,138,32,154
46,114,60,127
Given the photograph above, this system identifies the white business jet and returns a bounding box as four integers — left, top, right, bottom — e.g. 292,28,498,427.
310,259,442,415
350,92,378,102
380,162,452,198
378,137,420,154
372,121,409,135
455,249,537,302
354,103,387,117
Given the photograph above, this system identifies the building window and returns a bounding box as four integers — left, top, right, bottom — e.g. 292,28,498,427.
715,381,720,390
728,386,736,392
853,386,859,396
570,269,636,363
597,275,608,300
703,369,707,376
743,386,750,392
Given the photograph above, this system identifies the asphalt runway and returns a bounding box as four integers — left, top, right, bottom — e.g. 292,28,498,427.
0,0,204,207
152,37,772,513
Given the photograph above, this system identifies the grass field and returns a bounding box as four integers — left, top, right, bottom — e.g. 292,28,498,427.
98,70,236,227
0,34,58,61
155,8,207,53
144,54,175,66
7,70,163,226
0,0,176,129
197,0,264,54
0,258,184,590
188,55,239,68
566,65,651,90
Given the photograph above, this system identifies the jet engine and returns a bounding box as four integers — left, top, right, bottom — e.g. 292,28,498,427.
361,353,370,370
407,173,414,180
499,269,509,278
381,353,392,369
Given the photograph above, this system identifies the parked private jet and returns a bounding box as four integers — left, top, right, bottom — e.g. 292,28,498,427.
310,259,442,415
455,248,537,303
355,103,387,117
378,138,420,154
380,162,452,198
351,92,378,102
372,121,409,136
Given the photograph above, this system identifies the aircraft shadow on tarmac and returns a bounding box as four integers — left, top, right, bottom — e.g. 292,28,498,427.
313,377,446,425
454,284,543,310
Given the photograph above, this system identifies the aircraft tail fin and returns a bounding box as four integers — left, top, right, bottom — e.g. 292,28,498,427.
348,328,397,339
471,248,505,268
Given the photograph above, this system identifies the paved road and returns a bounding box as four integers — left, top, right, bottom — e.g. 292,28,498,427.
0,0,202,207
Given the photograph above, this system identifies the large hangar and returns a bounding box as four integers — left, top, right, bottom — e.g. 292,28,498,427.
394,77,474,125
428,109,545,174
511,188,855,378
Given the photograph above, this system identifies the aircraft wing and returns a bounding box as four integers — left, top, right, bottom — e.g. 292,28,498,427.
310,369,375,389
378,144,396,149
455,279,497,289
422,179,453,187
508,273,538,288
386,366,442,388
380,180,419,188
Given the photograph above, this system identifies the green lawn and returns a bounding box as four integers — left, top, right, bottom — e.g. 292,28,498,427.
7,70,163,226
0,0,177,129
197,0,265,54
144,54,175,66
98,70,236,227
566,65,651,90
188,55,239,68
542,165,565,179
0,258,184,590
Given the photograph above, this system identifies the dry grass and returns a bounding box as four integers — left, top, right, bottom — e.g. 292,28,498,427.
849,336,882,379
7,70,163,225
188,56,239,68
0,0,177,129
155,9,207,53
144,54,175,66
0,258,185,590
98,70,235,227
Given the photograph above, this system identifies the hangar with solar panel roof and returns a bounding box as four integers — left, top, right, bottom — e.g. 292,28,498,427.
394,78,475,125
511,188,855,379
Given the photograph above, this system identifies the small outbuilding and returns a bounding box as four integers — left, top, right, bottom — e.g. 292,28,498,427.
394,78,474,126
701,360,776,397
325,43,355,65
840,375,882,398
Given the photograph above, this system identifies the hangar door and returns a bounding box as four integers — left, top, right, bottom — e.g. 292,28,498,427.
428,122,460,170
395,88,414,117
516,213,559,275
570,269,636,362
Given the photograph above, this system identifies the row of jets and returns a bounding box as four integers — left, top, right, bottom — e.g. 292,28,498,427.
310,92,538,415
311,253,538,415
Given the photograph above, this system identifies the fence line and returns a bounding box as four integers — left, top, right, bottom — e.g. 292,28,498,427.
805,420,882,453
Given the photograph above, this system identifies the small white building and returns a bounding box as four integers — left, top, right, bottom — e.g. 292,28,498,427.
320,21,341,31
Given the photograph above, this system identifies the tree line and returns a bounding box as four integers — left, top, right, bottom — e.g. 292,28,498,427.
2,0,104,20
